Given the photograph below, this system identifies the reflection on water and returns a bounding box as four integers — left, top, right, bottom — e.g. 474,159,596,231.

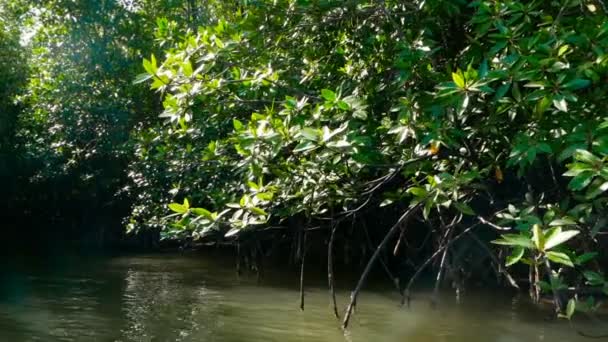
0,254,602,341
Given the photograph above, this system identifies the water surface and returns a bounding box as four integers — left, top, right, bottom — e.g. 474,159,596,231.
0,253,602,341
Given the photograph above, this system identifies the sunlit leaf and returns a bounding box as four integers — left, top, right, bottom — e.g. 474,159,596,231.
506,246,524,267
546,251,574,267
321,89,336,101
168,203,188,214
544,229,579,250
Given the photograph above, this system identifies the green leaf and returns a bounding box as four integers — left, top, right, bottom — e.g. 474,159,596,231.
494,83,511,101
225,227,241,238
546,251,574,267
562,79,591,90
454,202,475,215
532,224,545,251
537,143,552,154
256,192,274,201
574,150,601,164
583,271,605,286
321,89,337,101
506,246,525,267
293,141,317,153
407,187,428,197
553,98,568,112
300,127,320,141
525,82,546,88
168,203,188,214
182,61,193,77
142,57,155,75
492,234,534,249
536,96,552,115
544,229,579,250
133,73,152,84
575,252,598,265
380,198,394,207
337,100,350,110
326,140,351,148
563,163,593,176
452,71,466,88
478,59,488,79
247,181,259,190
585,181,608,199
249,207,268,216
568,171,594,191
565,298,576,319
549,218,577,226
558,44,570,57
191,207,213,219
233,119,244,131
423,199,432,220
353,108,368,120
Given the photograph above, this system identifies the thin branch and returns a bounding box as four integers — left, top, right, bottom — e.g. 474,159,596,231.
328,221,340,318
432,224,454,305
478,216,511,231
361,220,401,293
299,230,307,311
392,219,408,256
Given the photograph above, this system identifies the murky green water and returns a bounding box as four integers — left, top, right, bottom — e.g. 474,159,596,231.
0,253,602,341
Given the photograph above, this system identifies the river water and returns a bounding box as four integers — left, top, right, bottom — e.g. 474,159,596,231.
0,253,603,341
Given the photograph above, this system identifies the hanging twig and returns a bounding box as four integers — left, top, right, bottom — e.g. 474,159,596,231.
328,221,340,318
300,230,307,311
430,214,460,305
392,220,408,256
361,220,401,293
341,202,423,329
432,227,454,306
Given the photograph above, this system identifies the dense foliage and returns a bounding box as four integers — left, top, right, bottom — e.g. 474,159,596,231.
131,0,608,319
2,0,608,321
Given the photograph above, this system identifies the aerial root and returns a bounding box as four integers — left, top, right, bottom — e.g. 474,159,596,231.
341,203,422,329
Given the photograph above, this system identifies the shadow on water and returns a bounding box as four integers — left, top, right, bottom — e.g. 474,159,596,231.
0,252,604,341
